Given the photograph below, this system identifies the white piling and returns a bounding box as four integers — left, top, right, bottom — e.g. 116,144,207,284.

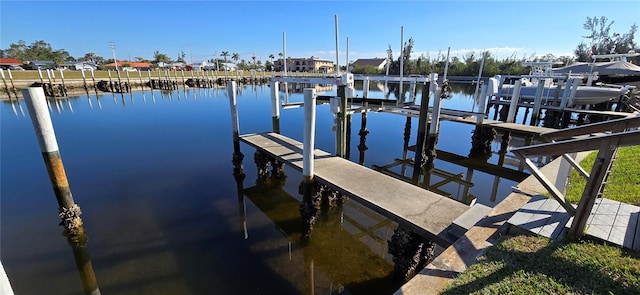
565,78,580,108
334,15,339,74
428,74,441,136
409,80,416,102
476,84,488,126
0,69,10,96
37,68,44,83
506,80,522,123
473,52,486,105
443,47,451,80
228,81,240,141
59,69,67,96
270,80,280,133
303,88,317,182
399,26,404,101
531,81,546,125
346,36,349,74
363,78,370,98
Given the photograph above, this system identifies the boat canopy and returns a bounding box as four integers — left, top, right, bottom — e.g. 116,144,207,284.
553,61,640,76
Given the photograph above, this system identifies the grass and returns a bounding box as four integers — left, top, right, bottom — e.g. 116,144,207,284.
444,145,640,294
442,235,640,294
565,145,640,206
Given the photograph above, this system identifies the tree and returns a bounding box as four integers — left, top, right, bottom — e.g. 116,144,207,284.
3,40,72,63
176,50,186,63
251,53,257,69
220,51,230,63
577,16,639,62
80,52,97,63
232,53,240,64
153,50,172,65
267,54,275,71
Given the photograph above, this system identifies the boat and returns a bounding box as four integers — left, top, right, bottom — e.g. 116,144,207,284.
496,61,634,106
552,52,640,86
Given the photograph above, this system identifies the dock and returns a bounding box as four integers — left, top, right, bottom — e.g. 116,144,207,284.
239,132,470,246
507,196,640,250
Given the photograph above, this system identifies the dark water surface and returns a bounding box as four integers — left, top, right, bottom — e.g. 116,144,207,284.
1,84,527,294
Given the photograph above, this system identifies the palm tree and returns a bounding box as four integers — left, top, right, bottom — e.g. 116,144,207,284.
268,54,275,71
232,53,240,64
278,52,284,72
220,51,230,77
220,51,229,63
83,52,97,63
251,53,257,69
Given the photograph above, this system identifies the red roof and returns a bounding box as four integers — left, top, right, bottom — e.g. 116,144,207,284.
0,58,21,65
106,61,152,68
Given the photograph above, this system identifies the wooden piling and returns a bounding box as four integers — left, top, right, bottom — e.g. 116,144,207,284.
413,82,431,181
425,74,442,168
181,70,186,89
81,70,88,91
137,70,144,89
228,81,240,150
1,69,10,97
302,88,317,210
38,68,45,84
363,78,370,98
125,70,131,89
530,81,546,126
107,70,114,92
59,69,67,97
506,80,522,123
270,80,280,133
45,69,55,98
23,87,102,293
336,85,348,157
7,69,18,97
22,87,83,230
90,69,97,91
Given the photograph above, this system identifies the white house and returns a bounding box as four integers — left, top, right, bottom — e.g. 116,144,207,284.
219,62,238,71
59,61,97,71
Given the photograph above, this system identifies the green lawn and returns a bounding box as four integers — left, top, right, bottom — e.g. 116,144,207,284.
565,145,640,206
444,145,640,294
442,235,640,294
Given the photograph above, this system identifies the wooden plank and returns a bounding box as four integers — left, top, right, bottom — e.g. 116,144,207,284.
542,114,640,140
240,132,470,246
512,130,640,157
486,122,556,136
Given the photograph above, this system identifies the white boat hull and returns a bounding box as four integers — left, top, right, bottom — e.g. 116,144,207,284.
498,84,630,105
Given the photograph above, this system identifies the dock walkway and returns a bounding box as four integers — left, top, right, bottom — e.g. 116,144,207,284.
239,132,470,246
507,196,640,250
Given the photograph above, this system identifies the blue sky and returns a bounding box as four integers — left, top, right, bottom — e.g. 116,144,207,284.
1,1,638,64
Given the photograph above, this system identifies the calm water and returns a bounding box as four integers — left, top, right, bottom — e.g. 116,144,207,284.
1,83,530,294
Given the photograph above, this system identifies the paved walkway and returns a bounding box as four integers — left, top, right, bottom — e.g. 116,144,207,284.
508,196,640,251
394,152,584,295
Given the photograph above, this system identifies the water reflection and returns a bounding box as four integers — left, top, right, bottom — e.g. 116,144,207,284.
2,83,542,294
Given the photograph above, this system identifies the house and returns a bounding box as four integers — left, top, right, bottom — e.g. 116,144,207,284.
274,57,334,73
0,58,22,69
219,62,237,71
105,61,153,71
350,58,388,71
27,60,57,70
59,61,97,71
